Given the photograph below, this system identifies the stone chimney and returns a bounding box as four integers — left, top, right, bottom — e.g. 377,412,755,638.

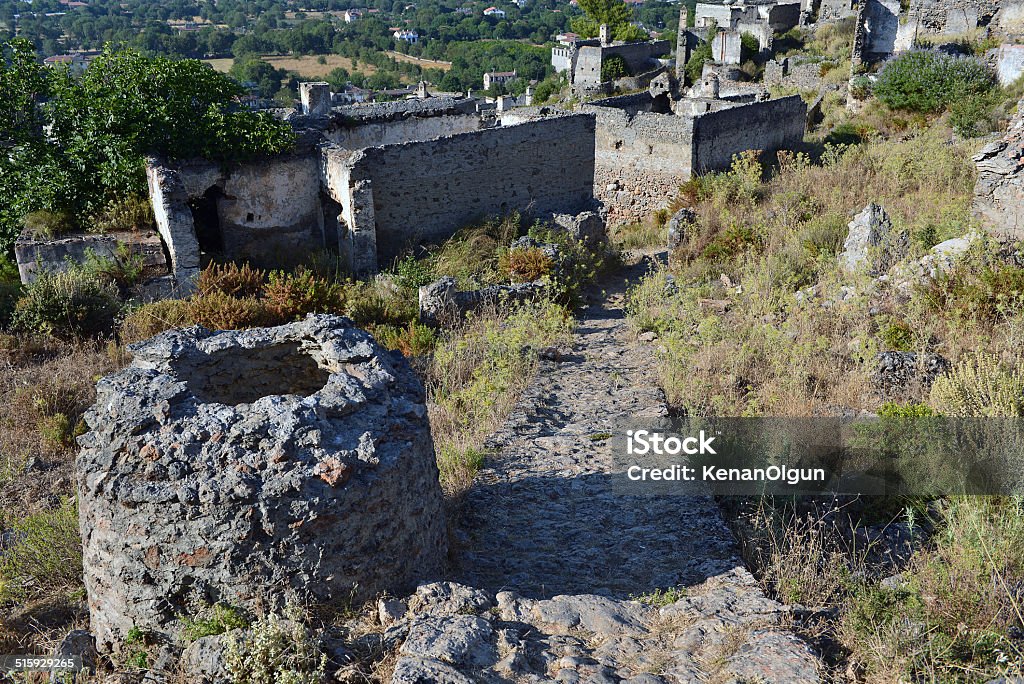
299,82,331,117
416,80,430,99
599,23,611,45
676,6,689,81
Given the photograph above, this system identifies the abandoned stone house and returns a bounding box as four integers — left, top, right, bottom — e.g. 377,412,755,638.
550,24,672,96
17,70,809,291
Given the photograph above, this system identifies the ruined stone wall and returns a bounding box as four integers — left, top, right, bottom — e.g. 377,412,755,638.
908,0,1001,32
691,95,806,173
584,94,694,225
818,0,857,21
339,114,596,269
973,99,1024,238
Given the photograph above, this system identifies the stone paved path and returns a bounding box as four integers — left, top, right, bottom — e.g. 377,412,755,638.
453,255,741,598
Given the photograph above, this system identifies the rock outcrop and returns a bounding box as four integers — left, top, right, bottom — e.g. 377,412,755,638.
973,98,1024,238
77,315,447,654
839,204,908,275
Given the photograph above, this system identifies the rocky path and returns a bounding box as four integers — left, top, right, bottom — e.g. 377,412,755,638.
385,256,821,684
453,255,740,597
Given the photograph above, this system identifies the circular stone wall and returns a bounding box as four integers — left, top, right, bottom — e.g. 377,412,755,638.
76,315,448,654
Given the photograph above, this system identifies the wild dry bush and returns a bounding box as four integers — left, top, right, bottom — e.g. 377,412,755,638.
629,127,979,416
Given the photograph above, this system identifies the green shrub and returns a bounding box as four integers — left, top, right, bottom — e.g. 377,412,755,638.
90,195,155,234
949,91,1000,138
374,321,437,356
849,75,871,100
391,254,435,289
180,603,249,643
880,320,915,351
11,267,121,338
83,243,146,290
873,51,994,113
224,607,326,684
876,401,935,417
0,497,82,603
263,268,346,321
601,54,629,82
21,209,76,239
685,19,716,83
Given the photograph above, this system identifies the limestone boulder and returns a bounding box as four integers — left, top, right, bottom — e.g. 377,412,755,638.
839,204,908,275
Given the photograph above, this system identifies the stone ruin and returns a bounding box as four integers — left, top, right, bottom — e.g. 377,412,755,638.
76,315,447,654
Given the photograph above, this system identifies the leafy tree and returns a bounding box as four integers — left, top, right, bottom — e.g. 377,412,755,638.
230,54,287,97
0,41,295,253
574,0,633,33
601,53,629,81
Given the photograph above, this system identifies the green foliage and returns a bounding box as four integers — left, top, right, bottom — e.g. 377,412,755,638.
601,54,629,82
11,268,121,339
83,244,146,291
229,55,288,98
876,402,935,417
873,50,994,114
632,586,686,606
0,38,47,147
949,90,1003,138
375,321,438,356
90,195,155,234
122,627,150,670
180,604,250,643
262,268,346,321
0,497,82,604
224,607,326,684
392,254,436,289
573,0,636,37
880,319,915,351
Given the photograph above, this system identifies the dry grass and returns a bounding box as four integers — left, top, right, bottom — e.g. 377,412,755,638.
628,124,980,416
383,51,452,71
0,335,127,655
426,299,573,495
205,54,379,78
